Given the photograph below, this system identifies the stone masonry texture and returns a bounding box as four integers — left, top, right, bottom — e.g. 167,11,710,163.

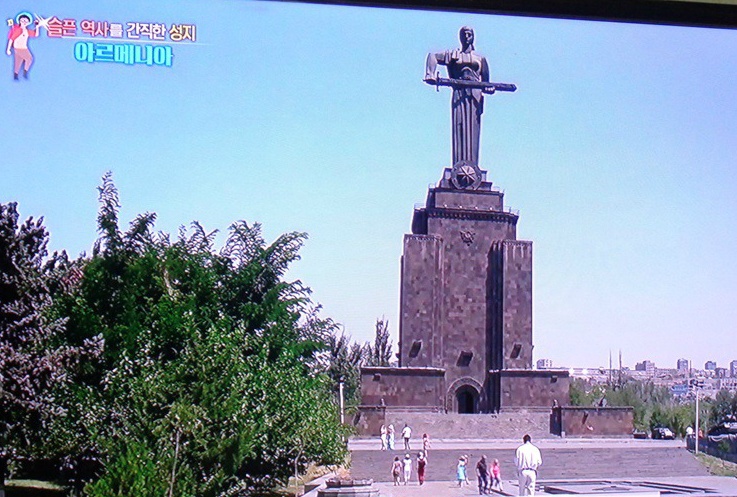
360,167,576,423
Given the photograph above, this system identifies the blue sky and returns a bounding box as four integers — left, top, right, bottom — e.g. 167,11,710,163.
2,0,736,370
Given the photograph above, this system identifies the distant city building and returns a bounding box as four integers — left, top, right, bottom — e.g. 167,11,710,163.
635,360,655,374
677,358,689,371
705,361,717,371
567,367,614,384
716,367,729,379
718,378,737,392
537,359,553,369
731,360,737,378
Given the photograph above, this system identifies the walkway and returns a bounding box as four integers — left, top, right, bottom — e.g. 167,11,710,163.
343,438,737,496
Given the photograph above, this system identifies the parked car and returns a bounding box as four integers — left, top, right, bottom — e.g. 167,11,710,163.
651,426,675,440
632,428,648,439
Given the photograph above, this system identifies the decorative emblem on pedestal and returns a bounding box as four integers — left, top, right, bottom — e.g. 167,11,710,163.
460,230,476,245
451,160,483,190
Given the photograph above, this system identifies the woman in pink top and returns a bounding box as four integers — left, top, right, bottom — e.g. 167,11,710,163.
490,458,503,492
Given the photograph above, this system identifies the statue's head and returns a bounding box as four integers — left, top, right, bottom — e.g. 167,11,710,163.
459,26,475,49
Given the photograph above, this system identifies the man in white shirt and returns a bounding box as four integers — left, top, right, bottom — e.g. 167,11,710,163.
401,424,412,451
515,434,542,496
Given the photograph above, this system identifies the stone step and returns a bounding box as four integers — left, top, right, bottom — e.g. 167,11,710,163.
349,447,709,483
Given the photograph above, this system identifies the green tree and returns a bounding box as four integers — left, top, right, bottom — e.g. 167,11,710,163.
709,389,737,426
364,317,393,367
54,175,347,496
568,378,603,407
604,379,697,435
0,202,102,496
325,332,364,408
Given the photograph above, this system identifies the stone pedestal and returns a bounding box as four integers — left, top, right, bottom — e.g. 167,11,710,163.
317,479,379,497
359,164,567,415
398,167,534,412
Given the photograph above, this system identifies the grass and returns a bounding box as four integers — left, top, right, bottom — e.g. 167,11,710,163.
695,452,737,477
4,480,66,497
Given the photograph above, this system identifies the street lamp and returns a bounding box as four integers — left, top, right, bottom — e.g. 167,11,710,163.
690,376,703,454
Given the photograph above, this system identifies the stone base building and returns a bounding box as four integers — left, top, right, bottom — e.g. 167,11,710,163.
360,166,570,415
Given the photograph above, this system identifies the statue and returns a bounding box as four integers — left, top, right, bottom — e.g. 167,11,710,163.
424,27,516,172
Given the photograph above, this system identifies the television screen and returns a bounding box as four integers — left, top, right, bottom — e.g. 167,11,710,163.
0,0,737,495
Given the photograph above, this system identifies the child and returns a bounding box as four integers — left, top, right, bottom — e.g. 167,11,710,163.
392,456,402,485
403,453,412,485
422,433,431,455
490,458,503,492
457,456,467,487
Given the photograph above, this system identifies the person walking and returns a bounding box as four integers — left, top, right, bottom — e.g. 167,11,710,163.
402,423,412,451
476,455,489,495
387,424,395,450
457,456,467,487
490,458,503,492
515,434,542,496
380,424,388,450
402,453,412,485
391,456,402,486
417,451,427,486
422,433,431,455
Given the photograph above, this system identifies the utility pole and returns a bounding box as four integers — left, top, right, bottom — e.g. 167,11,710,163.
695,386,700,454
339,379,345,425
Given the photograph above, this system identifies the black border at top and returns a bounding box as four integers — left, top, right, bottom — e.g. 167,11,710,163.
286,0,737,28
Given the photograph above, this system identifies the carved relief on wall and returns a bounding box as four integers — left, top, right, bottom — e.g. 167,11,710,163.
459,230,476,245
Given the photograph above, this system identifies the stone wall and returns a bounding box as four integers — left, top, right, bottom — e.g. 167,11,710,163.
500,240,533,370
360,367,445,408
352,406,386,438
428,211,518,403
555,406,634,437
399,235,443,368
371,168,545,414
494,369,570,408
353,408,554,439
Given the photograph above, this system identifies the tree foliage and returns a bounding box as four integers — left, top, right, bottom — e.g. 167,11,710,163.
709,389,737,426
0,202,102,489
324,333,364,408
47,174,347,495
569,377,704,435
363,317,393,367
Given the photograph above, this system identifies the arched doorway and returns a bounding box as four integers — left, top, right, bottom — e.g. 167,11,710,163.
456,386,478,414
447,377,485,413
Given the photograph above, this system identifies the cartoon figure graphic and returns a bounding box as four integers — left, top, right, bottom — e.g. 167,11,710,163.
6,12,45,80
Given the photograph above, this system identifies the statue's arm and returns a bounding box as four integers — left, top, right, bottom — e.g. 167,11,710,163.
424,52,446,82
481,57,490,83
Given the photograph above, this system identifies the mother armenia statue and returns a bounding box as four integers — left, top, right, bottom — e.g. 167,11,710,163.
424,26,516,169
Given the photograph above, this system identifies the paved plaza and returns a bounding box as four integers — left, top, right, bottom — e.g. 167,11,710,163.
361,477,737,497
341,438,737,496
